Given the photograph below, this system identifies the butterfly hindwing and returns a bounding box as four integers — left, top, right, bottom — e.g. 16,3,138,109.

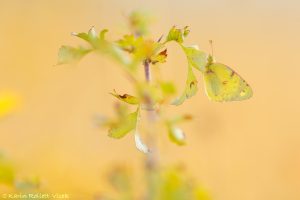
203,63,252,102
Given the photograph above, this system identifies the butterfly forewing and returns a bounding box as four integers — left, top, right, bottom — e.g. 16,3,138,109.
203,63,252,102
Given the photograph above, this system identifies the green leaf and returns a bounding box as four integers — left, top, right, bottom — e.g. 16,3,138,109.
172,66,198,105
70,28,135,69
166,26,190,43
99,29,109,40
159,81,176,96
71,32,89,43
117,34,139,53
108,109,138,139
71,27,106,49
183,66,198,98
182,45,208,72
164,27,202,105
57,45,91,65
67,27,162,71
110,90,140,105
57,27,107,65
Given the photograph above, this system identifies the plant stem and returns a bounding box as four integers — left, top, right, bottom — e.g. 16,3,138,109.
143,59,157,167
144,60,151,83
143,59,158,200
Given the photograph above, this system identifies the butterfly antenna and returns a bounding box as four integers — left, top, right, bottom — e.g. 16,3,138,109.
209,40,214,57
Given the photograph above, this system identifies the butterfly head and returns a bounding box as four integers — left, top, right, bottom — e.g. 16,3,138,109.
207,55,214,65
207,40,216,65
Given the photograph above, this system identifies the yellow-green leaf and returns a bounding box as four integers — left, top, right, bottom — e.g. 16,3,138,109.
108,110,138,139
150,49,167,65
71,27,107,49
110,90,140,105
172,66,198,105
117,34,137,53
57,45,91,65
159,81,176,96
61,27,134,69
182,45,208,72
99,29,109,40
166,26,189,43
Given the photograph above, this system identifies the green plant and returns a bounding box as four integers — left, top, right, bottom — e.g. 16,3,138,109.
58,11,252,152
57,11,252,200
95,165,210,200
0,152,42,199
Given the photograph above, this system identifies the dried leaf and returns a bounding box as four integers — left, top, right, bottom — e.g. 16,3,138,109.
110,90,140,105
150,49,167,64
134,131,150,154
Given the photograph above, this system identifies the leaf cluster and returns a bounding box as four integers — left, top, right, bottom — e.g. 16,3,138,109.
57,12,252,152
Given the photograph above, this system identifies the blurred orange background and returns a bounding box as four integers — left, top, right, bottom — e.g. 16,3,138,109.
1,0,300,199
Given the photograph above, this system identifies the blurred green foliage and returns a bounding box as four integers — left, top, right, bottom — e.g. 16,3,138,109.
0,152,44,199
0,153,15,185
96,165,211,200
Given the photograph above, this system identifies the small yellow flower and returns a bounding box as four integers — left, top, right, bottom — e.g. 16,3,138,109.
0,91,20,118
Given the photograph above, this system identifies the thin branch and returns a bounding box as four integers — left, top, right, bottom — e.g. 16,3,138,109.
143,59,159,200
144,60,151,83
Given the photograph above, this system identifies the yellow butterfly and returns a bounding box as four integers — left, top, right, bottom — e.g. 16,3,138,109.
203,53,253,102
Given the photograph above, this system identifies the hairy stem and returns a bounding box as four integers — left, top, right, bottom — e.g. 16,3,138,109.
143,59,157,167
143,59,158,200
144,60,151,83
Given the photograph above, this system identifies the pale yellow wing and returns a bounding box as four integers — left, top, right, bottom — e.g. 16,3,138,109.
203,63,252,102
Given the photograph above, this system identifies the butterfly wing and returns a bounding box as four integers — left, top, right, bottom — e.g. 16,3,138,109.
203,63,252,102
